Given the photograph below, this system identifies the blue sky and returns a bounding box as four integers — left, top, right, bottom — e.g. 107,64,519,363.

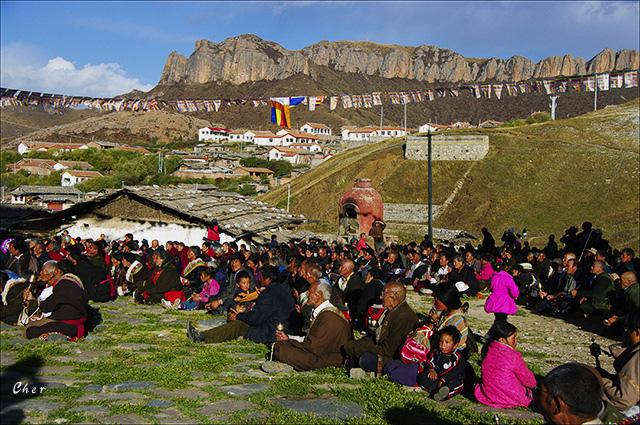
1,1,638,97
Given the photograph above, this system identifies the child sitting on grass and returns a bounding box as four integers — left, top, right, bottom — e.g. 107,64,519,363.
179,267,219,311
225,271,261,318
416,325,466,400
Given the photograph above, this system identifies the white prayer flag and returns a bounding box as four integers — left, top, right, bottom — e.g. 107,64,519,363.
213,100,221,112
330,96,338,110
596,74,609,91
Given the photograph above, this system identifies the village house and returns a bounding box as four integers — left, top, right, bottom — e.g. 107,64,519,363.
61,170,103,187
198,127,230,142
289,143,322,153
5,186,305,246
9,185,83,210
268,146,304,164
418,123,443,133
171,166,234,180
17,141,89,155
7,159,94,175
234,166,275,183
227,129,255,143
275,129,323,144
252,131,280,146
7,159,58,175
341,126,408,141
300,122,332,136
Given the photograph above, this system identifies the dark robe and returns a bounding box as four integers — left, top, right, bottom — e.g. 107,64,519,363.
0,278,29,324
136,262,180,304
25,273,88,339
74,255,112,302
275,305,352,371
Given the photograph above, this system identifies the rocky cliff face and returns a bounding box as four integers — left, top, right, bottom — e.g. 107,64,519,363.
159,34,639,85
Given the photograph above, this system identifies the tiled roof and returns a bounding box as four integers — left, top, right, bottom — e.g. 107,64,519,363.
63,170,103,178
10,185,83,196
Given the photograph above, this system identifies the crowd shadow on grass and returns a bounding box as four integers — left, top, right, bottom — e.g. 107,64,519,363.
385,403,459,425
0,355,45,425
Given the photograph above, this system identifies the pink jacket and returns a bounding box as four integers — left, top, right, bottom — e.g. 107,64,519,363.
474,341,536,408
198,278,220,303
475,262,494,281
484,271,519,315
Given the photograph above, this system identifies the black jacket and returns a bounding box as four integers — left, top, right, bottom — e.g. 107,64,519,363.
40,275,88,321
237,280,294,345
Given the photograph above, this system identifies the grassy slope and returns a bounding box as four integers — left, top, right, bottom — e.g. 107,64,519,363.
261,100,640,247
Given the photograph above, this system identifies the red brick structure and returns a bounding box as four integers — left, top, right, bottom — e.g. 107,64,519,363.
338,178,384,235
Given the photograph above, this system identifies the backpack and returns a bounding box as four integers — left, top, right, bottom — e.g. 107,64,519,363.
400,324,434,365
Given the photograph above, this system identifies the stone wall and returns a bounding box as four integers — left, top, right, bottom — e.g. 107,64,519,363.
384,203,441,223
405,135,489,161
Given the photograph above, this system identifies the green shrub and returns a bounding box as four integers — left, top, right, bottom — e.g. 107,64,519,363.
526,112,551,124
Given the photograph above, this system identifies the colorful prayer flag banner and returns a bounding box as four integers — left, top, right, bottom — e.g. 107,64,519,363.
213,100,221,112
610,74,623,89
341,95,352,108
493,84,503,99
624,71,637,88
330,96,338,110
480,85,491,98
363,94,372,108
584,77,595,92
596,74,609,91
372,92,382,106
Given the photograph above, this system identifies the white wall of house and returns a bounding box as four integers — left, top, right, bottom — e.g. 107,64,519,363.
418,124,439,133
61,172,92,187
198,128,228,142
268,149,299,164
11,195,25,204
17,143,31,155
300,124,331,135
61,216,243,246
254,136,280,146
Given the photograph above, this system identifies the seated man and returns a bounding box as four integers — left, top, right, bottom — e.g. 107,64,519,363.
342,282,418,376
572,260,615,318
598,310,640,417
536,258,579,316
604,271,639,329
187,265,294,345
24,261,88,340
273,282,352,371
539,362,623,424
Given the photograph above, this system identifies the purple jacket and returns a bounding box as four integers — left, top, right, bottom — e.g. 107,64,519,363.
198,278,220,303
474,341,536,408
484,271,519,315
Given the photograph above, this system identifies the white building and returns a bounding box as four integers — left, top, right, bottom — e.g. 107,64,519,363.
61,170,103,187
300,122,332,136
290,143,322,153
253,131,280,146
341,126,408,141
268,147,303,164
198,127,230,142
418,123,441,133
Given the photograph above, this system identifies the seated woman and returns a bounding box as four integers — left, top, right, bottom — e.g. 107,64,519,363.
24,261,88,340
180,246,207,297
136,250,181,305
179,267,220,311
474,321,537,408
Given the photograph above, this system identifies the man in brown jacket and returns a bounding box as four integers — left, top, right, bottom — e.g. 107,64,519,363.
600,310,640,415
342,281,418,376
273,282,352,371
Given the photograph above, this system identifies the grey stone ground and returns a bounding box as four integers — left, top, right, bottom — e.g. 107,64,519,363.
0,292,614,424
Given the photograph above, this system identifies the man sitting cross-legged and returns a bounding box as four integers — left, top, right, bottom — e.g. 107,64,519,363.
187,265,294,345
273,282,352,371
342,281,418,376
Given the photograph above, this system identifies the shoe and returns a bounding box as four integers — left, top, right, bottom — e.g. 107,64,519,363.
187,321,204,342
433,386,450,401
343,355,354,375
161,299,172,309
172,298,181,309
349,367,374,379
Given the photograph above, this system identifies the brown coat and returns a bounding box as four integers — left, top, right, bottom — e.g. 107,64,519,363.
275,307,352,371
602,342,640,411
343,300,419,364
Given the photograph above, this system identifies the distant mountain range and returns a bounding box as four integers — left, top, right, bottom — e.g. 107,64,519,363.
157,34,639,88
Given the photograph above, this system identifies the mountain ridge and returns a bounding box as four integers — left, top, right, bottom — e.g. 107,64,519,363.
158,34,639,86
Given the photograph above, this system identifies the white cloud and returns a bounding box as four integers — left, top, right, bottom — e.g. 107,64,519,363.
0,43,153,97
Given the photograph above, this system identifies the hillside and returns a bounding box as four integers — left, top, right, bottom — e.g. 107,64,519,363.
3,110,213,148
0,106,104,141
260,100,640,248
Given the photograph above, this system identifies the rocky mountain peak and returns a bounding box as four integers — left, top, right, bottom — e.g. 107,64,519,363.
158,37,639,87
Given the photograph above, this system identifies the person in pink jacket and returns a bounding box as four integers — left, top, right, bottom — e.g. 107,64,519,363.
179,267,219,311
484,268,519,324
475,254,495,291
475,321,537,408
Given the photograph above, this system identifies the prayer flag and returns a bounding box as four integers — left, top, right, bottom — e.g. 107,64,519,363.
596,74,609,91
542,80,553,94
363,94,372,108
308,96,316,111
493,84,503,99
480,85,491,98
610,74,623,89
584,77,595,92
518,83,528,94
341,95,352,108
471,85,481,98
372,92,382,106
624,71,637,88
330,96,338,110
213,100,221,112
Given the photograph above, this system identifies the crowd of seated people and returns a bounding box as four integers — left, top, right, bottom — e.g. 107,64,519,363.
0,220,638,423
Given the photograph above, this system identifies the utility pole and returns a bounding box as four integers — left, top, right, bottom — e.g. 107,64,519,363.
286,183,291,212
380,105,383,131
403,101,407,138
594,73,598,111
549,96,559,120
427,129,433,243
